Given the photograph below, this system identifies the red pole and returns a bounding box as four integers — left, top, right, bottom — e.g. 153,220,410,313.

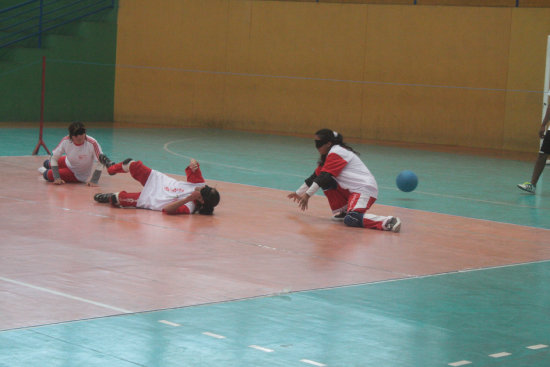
32,56,51,155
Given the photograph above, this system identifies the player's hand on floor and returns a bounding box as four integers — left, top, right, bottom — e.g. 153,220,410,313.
53,178,65,185
287,192,300,202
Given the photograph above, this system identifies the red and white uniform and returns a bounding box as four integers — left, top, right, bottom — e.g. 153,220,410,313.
137,170,204,212
319,145,378,199
299,145,391,230
116,161,205,215
51,135,103,182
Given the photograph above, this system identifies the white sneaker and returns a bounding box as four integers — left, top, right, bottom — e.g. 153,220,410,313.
385,217,402,233
517,182,536,194
38,167,47,174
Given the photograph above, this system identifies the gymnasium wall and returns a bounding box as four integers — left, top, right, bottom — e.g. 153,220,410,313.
0,2,118,122
114,0,550,152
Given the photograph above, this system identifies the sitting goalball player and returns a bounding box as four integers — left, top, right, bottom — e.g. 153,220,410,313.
94,157,220,215
39,121,115,186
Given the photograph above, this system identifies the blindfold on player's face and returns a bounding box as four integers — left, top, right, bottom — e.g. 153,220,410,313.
315,137,330,148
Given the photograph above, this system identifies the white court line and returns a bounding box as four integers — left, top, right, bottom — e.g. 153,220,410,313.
0,276,132,313
249,345,274,353
202,331,226,339
158,320,180,327
300,359,326,366
489,352,511,358
527,344,548,350
164,140,303,177
448,361,472,366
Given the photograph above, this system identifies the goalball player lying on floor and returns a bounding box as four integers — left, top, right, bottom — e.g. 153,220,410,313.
94,158,220,215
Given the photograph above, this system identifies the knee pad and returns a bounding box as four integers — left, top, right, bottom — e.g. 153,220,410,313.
43,169,52,181
344,211,364,228
43,159,50,169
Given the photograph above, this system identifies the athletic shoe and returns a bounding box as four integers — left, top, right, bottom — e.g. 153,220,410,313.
385,217,402,233
517,182,536,194
331,212,347,222
94,193,114,203
98,154,114,168
107,158,133,175
38,167,47,174
43,159,50,169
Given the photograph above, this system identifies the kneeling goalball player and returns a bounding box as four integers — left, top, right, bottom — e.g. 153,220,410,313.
94,158,220,215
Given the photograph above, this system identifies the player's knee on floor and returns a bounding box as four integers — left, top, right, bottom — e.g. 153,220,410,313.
344,211,364,228
43,169,52,181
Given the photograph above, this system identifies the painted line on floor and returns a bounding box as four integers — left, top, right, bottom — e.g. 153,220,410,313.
0,276,132,314
489,352,511,358
527,344,548,350
249,345,274,353
300,359,326,366
448,361,472,367
164,140,303,177
202,331,226,339
158,320,180,327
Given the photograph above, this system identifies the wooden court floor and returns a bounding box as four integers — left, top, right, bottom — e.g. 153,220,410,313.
1,127,550,366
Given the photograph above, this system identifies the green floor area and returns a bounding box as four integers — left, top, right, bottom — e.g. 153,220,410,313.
3,126,549,229
2,261,550,367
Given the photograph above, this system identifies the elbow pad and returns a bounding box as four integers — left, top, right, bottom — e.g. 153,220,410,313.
304,172,317,187
314,171,337,190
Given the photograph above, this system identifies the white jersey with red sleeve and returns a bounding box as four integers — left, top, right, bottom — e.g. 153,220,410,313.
51,135,103,182
137,170,204,212
321,145,378,198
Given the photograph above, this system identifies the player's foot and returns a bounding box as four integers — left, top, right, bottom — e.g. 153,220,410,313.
385,217,401,233
98,154,115,168
94,193,114,203
43,159,50,169
107,158,133,175
331,212,347,222
517,182,536,194
38,167,47,174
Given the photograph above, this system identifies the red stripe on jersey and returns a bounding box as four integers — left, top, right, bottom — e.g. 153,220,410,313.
321,152,347,177
53,136,70,151
86,136,102,158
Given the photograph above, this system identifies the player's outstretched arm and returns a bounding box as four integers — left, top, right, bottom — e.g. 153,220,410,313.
163,190,203,215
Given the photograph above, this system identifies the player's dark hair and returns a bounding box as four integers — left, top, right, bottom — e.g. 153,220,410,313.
315,128,357,166
195,186,220,215
68,122,86,137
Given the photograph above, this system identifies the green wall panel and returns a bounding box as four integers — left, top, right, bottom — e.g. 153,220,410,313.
0,1,118,122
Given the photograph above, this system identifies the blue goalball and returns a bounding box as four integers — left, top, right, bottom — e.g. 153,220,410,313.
396,170,418,192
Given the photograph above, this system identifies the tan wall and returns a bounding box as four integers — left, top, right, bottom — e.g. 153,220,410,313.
114,0,550,152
